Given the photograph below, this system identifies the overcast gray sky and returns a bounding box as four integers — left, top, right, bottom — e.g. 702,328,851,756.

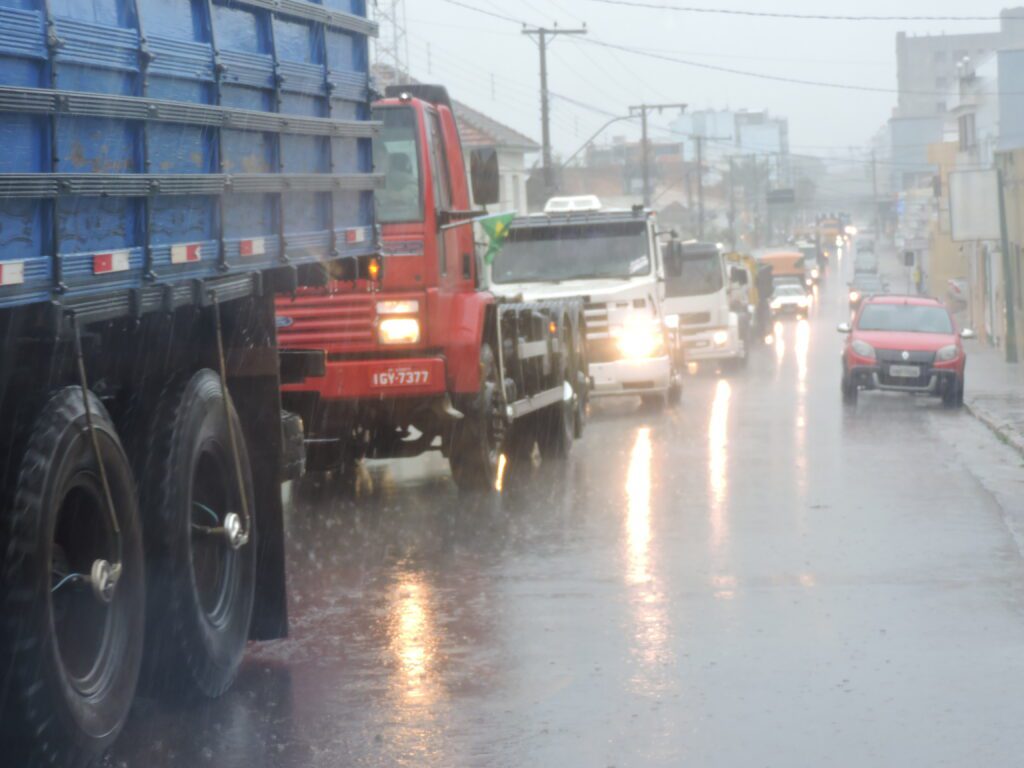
392,0,1018,160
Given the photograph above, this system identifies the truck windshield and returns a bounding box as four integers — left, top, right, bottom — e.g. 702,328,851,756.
492,222,650,284
373,107,423,224
665,252,724,298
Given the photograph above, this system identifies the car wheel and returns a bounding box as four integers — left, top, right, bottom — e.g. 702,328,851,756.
841,375,858,405
942,378,965,409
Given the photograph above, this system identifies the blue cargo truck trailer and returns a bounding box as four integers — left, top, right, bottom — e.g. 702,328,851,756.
0,0,378,764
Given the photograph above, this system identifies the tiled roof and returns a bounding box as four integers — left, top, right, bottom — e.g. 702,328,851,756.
372,64,539,152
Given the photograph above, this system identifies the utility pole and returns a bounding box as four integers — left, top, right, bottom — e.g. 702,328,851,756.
629,102,688,208
870,150,880,236
374,0,410,82
728,155,737,251
523,25,588,197
997,167,1019,363
696,135,705,240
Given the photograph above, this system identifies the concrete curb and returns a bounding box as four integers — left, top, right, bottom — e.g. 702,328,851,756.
966,399,1024,457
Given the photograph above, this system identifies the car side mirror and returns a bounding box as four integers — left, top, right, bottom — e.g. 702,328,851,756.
469,147,500,206
837,322,852,334
960,328,977,340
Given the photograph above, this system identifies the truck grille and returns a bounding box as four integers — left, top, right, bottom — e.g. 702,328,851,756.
276,293,375,350
584,302,610,338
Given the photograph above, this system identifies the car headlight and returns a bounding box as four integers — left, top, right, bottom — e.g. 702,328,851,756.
851,340,876,359
712,329,730,346
378,317,421,345
936,344,959,362
613,317,664,360
797,296,810,308
849,290,860,303
770,300,782,310
377,299,420,315
811,268,820,279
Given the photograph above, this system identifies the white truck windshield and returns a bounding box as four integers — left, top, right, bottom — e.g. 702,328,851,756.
492,222,650,284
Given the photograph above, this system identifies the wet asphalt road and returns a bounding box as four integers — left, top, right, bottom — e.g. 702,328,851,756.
108,254,1024,768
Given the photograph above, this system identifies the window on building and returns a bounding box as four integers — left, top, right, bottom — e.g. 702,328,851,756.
959,113,977,151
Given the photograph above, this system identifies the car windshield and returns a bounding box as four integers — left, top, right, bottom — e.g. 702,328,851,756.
491,221,650,283
858,304,954,334
775,285,804,296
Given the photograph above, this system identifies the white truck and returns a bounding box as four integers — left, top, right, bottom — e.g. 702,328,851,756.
662,241,751,370
489,197,682,407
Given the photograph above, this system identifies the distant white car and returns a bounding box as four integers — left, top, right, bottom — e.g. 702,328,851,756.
770,284,812,318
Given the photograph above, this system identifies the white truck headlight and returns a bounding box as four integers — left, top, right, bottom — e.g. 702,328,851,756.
712,329,730,346
379,317,421,345
613,317,663,360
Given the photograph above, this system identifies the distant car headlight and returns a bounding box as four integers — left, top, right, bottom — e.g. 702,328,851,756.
936,344,960,362
712,329,730,346
378,317,421,345
849,290,861,303
811,267,820,279
797,296,810,308
770,300,782,310
613,316,664,359
851,340,876,360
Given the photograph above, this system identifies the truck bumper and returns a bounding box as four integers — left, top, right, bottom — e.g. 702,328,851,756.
589,356,671,397
282,356,449,400
681,327,744,362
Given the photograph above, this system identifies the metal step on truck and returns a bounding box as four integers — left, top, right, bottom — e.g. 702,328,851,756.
275,84,589,491
0,0,378,764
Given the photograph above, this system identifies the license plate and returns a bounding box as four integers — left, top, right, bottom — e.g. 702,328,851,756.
691,340,710,349
370,367,431,388
889,364,921,379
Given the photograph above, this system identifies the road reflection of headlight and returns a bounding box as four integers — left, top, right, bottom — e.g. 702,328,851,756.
613,317,663,359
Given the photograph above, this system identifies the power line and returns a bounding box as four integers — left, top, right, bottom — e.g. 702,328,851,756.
437,0,528,25
575,0,1019,22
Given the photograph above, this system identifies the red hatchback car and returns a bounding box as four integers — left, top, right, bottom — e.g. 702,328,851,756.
838,295,975,407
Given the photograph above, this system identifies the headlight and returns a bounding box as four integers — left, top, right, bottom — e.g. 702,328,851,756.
936,344,959,362
797,296,810,308
377,299,420,315
811,268,820,279
712,329,730,346
851,340,876,359
849,290,860,303
613,317,664,360
378,317,421,345
770,300,782,310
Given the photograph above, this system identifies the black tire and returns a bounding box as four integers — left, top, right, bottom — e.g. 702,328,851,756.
1,387,144,768
138,369,256,699
641,392,668,410
942,377,965,409
537,321,575,461
841,376,858,405
449,345,505,491
571,317,588,440
667,373,683,406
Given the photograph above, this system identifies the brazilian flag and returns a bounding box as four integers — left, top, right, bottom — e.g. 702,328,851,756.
481,212,516,265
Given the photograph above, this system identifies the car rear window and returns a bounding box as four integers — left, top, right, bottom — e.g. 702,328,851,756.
858,304,953,334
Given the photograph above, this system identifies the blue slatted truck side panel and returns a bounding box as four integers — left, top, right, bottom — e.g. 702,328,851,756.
0,0,379,310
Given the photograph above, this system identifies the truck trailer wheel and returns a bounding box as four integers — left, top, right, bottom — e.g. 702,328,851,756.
537,322,576,460
1,387,144,768
139,370,256,698
449,345,505,491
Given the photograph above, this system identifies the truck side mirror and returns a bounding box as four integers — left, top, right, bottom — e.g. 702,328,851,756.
662,242,684,278
470,148,500,206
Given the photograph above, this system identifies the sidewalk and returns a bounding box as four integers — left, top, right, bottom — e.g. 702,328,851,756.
966,345,1024,456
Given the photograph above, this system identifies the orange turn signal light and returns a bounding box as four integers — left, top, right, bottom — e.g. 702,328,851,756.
368,258,381,282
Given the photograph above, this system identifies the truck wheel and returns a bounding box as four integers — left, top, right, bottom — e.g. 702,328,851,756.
450,345,506,491
1,387,144,767
571,319,588,440
537,322,575,460
139,370,256,698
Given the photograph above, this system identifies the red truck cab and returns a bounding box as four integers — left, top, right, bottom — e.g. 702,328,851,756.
277,86,495,471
